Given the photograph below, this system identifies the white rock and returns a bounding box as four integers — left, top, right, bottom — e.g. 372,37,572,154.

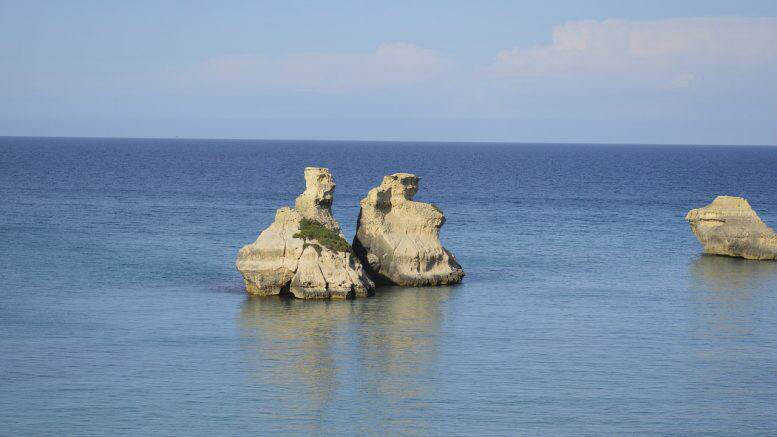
236,167,374,298
294,167,341,233
685,196,777,260
353,173,464,286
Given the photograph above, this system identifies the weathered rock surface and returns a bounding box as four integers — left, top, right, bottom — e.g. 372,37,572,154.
353,173,464,286
685,196,777,260
236,167,374,299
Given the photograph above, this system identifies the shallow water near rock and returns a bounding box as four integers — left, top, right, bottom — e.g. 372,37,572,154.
2,137,777,435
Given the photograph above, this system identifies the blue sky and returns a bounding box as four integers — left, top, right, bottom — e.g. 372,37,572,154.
1,0,776,144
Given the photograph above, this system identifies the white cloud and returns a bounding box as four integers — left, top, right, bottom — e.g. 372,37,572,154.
200,43,450,93
669,72,695,89
490,17,777,84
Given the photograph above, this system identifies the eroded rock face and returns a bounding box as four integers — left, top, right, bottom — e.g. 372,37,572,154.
236,167,374,299
353,173,464,286
685,196,777,260
294,167,340,232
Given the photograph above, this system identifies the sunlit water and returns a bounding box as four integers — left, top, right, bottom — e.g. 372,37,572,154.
2,137,777,435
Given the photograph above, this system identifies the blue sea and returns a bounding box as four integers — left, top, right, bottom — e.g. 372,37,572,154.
2,137,777,435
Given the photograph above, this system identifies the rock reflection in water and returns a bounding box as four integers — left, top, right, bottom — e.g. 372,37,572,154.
689,254,777,336
353,286,452,401
690,254,777,292
238,286,452,432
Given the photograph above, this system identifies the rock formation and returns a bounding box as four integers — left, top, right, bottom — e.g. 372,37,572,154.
236,167,375,299
353,173,464,286
685,196,777,260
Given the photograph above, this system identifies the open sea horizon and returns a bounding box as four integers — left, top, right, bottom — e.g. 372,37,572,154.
2,136,777,435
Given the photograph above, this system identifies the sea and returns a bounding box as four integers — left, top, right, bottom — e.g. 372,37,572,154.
2,137,777,436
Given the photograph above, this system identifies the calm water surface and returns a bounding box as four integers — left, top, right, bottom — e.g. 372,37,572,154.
1,137,777,435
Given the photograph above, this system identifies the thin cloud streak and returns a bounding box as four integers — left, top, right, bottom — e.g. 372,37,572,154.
198,43,452,93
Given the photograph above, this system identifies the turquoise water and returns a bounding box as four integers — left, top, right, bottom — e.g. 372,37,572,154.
2,137,777,435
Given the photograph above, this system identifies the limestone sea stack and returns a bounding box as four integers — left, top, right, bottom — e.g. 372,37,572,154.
353,173,464,286
236,167,375,299
685,196,777,260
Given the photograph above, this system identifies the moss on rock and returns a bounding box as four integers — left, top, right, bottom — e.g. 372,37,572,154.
294,218,352,253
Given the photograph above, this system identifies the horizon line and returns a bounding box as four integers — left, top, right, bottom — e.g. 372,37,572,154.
1,134,776,148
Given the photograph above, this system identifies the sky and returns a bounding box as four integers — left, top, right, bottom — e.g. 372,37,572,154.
1,0,776,145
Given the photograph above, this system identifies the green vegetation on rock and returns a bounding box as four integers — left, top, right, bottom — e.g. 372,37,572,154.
294,218,352,253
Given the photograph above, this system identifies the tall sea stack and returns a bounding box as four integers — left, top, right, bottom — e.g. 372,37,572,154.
236,167,375,299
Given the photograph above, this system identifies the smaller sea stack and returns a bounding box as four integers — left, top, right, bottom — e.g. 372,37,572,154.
685,196,777,260
353,173,465,286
